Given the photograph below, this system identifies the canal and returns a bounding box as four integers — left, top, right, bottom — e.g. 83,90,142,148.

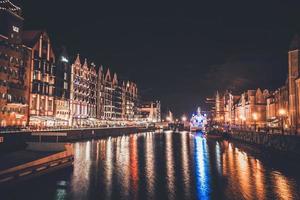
2,131,300,200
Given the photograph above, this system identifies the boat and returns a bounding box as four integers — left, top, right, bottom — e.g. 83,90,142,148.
190,107,207,132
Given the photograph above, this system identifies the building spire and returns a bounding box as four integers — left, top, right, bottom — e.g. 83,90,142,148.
75,54,81,65
105,68,111,81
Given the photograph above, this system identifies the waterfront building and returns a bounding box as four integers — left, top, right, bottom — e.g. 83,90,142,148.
123,81,139,120
96,65,105,120
140,100,161,122
112,73,122,119
53,98,69,127
54,46,70,100
236,89,268,128
53,46,71,127
289,35,300,134
266,84,289,128
0,1,30,128
103,68,113,120
22,31,56,128
215,89,269,129
69,55,97,126
215,91,225,123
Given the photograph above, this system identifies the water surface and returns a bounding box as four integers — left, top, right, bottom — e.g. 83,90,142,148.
2,131,300,200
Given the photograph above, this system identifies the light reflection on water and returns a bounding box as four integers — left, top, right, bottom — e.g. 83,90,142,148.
2,131,300,200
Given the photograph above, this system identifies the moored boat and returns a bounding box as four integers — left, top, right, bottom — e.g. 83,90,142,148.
190,107,207,132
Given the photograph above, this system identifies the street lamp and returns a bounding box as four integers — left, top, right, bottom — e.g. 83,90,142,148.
181,115,187,122
252,112,258,132
278,108,286,135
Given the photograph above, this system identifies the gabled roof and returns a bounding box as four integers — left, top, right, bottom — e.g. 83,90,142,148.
22,30,43,47
113,73,118,85
82,58,88,70
74,54,81,65
105,68,111,81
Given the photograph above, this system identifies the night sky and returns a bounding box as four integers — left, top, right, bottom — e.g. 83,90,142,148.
18,0,300,118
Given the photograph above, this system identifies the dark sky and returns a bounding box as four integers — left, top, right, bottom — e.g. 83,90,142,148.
17,0,300,118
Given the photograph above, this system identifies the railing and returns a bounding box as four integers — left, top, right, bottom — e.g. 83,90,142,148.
0,125,147,134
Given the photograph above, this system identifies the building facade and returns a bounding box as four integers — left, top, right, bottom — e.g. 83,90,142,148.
0,1,30,128
22,31,56,127
69,55,97,126
53,46,71,126
96,65,105,120
215,89,269,129
140,100,161,122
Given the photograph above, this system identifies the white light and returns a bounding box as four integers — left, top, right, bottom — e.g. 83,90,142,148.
61,56,69,63
12,26,19,33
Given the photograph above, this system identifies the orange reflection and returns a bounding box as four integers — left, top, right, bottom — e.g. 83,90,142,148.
222,142,260,199
272,171,294,200
130,135,139,199
181,132,191,199
145,133,155,198
165,132,175,199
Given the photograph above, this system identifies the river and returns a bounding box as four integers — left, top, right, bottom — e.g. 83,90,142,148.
2,131,300,200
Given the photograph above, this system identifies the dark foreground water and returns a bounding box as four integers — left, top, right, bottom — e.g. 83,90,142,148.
2,131,300,200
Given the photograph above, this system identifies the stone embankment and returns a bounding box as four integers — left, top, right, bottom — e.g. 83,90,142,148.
229,131,300,156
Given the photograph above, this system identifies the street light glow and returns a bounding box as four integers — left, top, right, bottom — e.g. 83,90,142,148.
279,109,286,116
252,113,258,121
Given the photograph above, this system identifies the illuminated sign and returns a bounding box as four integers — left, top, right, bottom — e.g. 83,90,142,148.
12,26,19,33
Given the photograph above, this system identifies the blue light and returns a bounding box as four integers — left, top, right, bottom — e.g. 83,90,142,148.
194,136,211,200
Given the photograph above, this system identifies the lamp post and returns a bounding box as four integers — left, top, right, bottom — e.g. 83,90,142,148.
278,109,286,135
252,112,258,132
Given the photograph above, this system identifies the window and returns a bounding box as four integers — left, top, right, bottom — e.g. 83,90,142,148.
34,50,39,59
48,100,52,111
34,60,39,70
31,97,37,109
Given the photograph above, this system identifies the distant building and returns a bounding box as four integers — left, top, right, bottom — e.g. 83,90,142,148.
215,89,269,129
140,101,161,122
123,81,138,120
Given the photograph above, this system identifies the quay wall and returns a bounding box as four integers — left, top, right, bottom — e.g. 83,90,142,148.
30,126,156,142
229,131,300,156
1,126,156,152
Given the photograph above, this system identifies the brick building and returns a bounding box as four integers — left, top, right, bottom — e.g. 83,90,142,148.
0,1,30,128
